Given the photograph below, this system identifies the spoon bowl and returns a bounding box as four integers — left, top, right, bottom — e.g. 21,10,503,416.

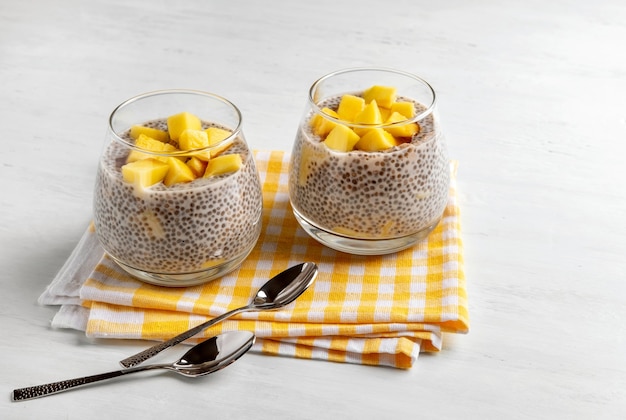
12,331,255,401
120,262,318,368
252,262,318,308
171,330,255,377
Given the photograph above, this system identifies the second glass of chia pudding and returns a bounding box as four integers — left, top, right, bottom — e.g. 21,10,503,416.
93,90,263,286
288,68,450,255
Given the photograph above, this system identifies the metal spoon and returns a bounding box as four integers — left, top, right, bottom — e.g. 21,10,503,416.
120,261,318,368
11,330,255,402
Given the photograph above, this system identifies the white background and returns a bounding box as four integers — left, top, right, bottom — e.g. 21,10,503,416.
1,0,625,418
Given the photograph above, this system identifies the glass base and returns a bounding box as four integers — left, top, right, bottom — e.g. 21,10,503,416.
292,210,441,255
110,246,254,287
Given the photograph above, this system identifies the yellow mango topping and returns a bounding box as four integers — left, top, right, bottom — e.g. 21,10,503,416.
385,111,407,123
363,85,397,108
178,129,209,150
205,127,234,157
186,156,208,177
164,157,195,186
337,94,365,122
390,101,416,119
205,127,231,144
323,124,360,152
203,154,242,178
179,129,211,161
310,107,339,137
355,128,397,152
378,106,391,122
167,112,202,141
353,100,383,136
121,111,245,187
384,112,420,138
127,134,177,163
311,84,423,152
354,100,383,125
121,158,169,188
129,125,169,143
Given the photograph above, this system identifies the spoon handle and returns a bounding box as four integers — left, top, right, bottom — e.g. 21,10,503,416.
12,365,155,401
119,305,251,368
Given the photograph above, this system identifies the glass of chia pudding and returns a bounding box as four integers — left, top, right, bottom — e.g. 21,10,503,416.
288,68,450,255
93,90,263,286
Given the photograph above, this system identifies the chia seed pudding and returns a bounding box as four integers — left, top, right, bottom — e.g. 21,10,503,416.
93,118,263,282
289,96,449,242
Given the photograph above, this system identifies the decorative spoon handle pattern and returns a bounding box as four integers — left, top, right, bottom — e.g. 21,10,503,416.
12,368,145,401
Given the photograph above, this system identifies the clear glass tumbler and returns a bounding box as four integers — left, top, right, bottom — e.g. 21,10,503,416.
288,68,450,255
94,90,263,286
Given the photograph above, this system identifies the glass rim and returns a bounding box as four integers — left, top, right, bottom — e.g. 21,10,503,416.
307,67,437,129
108,89,243,156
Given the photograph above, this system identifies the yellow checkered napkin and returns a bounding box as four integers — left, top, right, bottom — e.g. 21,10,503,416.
46,151,469,369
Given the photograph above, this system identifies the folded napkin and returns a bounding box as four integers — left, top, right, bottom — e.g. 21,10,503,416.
40,150,469,369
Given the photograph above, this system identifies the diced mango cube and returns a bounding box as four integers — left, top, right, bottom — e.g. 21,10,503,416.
337,94,365,122
129,125,169,142
178,129,209,151
354,100,383,125
121,158,169,188
390,101,416,119
384,112,420,138
354,100,383,136
127,138,156,163
203,154,242,178
363,85,397,108
385,111,408,123
205,127,234,157
127,134,178,163
355,128,396,152
205,127,231,145
164,157,195,186
186,156,208,177
167,112,202,141
378,106,391,122
178,129,212,161
323,124,360,152
310,107,339,137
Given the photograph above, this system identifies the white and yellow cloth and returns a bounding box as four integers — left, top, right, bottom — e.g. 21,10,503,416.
40,150,469,369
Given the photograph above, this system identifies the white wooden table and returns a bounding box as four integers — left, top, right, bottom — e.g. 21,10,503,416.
1,0,625,418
